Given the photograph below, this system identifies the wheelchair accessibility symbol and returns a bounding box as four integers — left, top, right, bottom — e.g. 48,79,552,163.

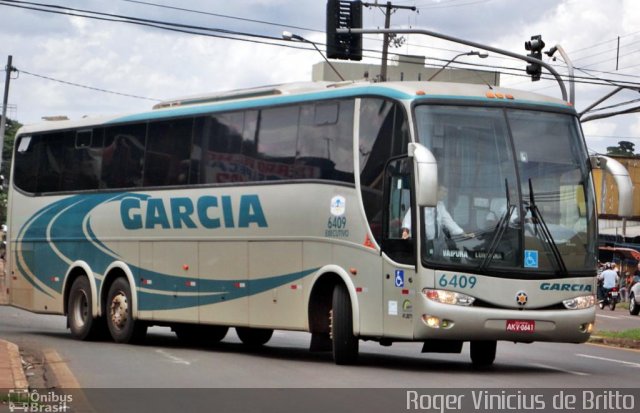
524,250,538,268
394,270,404,288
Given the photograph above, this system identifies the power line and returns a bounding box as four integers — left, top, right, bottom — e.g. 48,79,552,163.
3,0,640,95
18,69,161,101
121,0,321,33
0,0,302,49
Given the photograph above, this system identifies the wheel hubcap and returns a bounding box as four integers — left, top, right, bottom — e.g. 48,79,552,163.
110,292,128,330
72,291,89,328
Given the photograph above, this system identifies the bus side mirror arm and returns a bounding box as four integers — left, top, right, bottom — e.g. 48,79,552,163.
409,143,437,207
591,155,633,217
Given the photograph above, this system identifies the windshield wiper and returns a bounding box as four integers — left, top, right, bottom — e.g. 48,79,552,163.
480,179,515,270
527,179,568,275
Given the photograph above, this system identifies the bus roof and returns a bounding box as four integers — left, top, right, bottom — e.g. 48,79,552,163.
17,80,573,135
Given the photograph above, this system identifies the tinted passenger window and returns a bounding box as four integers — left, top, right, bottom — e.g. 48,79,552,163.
60,129,102,191
257,106,299,160
298,101,354,182
192,111,257,184
14,135,40,193
101,124,146,189
145,119,192,186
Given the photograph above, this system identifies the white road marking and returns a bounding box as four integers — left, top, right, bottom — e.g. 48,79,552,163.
155,349,191,365
576,353,640,368
529,362,589,376
595,313,619,319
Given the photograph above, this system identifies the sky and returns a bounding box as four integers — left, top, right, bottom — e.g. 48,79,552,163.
0,0,639,154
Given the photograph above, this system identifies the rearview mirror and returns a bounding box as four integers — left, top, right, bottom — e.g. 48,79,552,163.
409,143,437,207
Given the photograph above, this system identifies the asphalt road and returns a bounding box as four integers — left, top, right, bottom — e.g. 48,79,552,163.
594,304,640,332
1,304,639,391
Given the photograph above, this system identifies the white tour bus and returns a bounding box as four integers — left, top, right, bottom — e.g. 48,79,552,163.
6,80,606,366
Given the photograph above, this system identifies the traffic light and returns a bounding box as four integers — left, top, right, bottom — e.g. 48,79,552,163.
326,0,363,61
524,35,545,81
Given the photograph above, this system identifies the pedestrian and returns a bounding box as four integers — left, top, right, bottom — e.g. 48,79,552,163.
619,272,629,302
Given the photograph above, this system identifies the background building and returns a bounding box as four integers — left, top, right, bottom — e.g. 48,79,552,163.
312,54,500,85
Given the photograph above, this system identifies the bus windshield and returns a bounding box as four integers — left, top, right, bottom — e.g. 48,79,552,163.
414,105,596,276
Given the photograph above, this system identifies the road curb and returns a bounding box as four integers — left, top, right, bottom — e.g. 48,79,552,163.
0,339,28,390
589,335,640,350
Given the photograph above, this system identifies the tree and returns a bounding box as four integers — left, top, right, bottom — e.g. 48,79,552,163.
606,140,636,156
1,117,21,224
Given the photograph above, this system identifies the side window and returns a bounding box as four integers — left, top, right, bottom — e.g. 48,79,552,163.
60,129,102,191
101,124,146,189
257,106,299,160
38,131,74,193
192,112,247,184
383,157,414,264
359,99,409,243
251,106,299,181
14,135,40,193
298,100,355,183
145,118,193,187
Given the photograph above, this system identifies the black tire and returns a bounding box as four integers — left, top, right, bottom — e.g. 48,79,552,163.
331,283,358,365
470,340,497,368
598,301,605,310
630,294,639,316
236,327,273,346
174,324,229,345
609,300,616,311
68,276,107,341
106,277,147,344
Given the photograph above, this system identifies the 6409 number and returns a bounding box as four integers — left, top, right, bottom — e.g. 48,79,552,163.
327,216,347,229
438,274,477,289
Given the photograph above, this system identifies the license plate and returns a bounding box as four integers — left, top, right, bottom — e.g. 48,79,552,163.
506,319,535,333
611,292,618,297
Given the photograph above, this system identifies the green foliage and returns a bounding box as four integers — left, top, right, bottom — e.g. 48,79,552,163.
606,140,637,156
595,328,640,340
1,117,21,224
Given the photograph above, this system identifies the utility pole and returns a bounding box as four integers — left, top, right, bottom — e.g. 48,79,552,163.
1,55,16,174
362,2,416,81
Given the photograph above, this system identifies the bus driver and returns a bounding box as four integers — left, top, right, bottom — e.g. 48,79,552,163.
401,185,474,240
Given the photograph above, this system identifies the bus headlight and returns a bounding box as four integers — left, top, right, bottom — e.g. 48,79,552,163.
562,295,596,310
423,289,475,306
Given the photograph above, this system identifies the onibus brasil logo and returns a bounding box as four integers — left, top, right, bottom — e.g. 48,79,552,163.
7,389,72,412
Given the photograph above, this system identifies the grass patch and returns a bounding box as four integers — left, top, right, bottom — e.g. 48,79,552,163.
595,328,640,340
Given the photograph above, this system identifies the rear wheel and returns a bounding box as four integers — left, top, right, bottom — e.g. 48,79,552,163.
609,299,617,311
68,276,107,340
106,277,147,343
236,327,273,346
630,294,639,316
470,340,496,368
331,283,358,365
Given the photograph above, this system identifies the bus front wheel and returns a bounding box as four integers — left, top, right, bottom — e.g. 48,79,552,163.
106,277,147,344
68,276,106,340
470,340,496,368
331,283,359,365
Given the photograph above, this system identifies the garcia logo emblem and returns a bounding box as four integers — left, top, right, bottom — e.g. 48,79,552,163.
515,291,528,306
330,195,346,216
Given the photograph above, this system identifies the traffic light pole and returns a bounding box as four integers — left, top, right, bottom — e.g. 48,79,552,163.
337,27,568,102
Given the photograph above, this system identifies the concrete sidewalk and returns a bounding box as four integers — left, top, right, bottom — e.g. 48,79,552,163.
0,339,28,390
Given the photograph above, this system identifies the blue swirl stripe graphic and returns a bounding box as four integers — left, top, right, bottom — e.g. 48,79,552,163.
16,193,318,311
